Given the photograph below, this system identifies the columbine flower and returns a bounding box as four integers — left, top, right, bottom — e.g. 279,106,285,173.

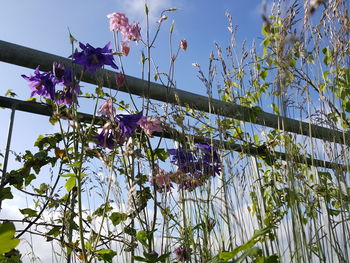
98,99,115,118
52,62,81,106
180,40,187,51
173,246,192,262
53,62,65,79
137,116,162,137
71,42,118,74
107,12,129,32
121,41,130,56
22,67,57,100
94,122,116,149
56,87,74,106
149,166,172,192
168,149,198,174
115,111,143,144
124,22,141,42
116,72,125,86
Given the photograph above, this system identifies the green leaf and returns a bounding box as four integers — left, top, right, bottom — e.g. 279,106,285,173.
46,226,61,237
96,249,117,262
134,256,148,262
110,212,127,226
143,251,158,261
0,222,20,254
154,149,170,162
65,177,76,192
219,227,272,261
157,252,171,262
19,208,38,218
259,70,268,81
219,251,235,261
0,187,13,201
234,247,262,263
137,230,148,247
4,89,17,98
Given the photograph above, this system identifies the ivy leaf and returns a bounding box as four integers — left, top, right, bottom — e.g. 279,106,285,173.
0,222,20,254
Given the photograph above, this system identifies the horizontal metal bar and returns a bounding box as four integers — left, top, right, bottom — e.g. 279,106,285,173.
0,40,349,146
0,96,346,170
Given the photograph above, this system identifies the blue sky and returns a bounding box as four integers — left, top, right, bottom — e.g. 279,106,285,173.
0,0,266,157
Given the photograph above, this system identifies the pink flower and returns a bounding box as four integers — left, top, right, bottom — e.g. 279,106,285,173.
121,41,130,56
107,12,129,32
180,40,187,51
116,72,125,87
150,167,172,192
124,22,141,42
137,116,162,137
98,99,115,118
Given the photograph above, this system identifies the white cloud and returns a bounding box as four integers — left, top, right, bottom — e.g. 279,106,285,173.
115,0,181,25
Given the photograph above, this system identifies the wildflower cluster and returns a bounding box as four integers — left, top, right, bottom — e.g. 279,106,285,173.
95,100,163,149
167,144,220,190
107,12,141,56
22,63,80,105
149,165,173,193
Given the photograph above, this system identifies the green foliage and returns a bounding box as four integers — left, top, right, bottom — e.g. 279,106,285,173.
0,249,22,263
219,227,274,262
96,249,117,262
109,212,127,226
0,223,20,255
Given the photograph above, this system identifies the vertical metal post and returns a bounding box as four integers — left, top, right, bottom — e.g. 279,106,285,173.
0,106,16,209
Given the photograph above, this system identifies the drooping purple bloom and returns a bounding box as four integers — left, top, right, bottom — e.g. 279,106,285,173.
173,246,192,262
71,42,118,74
53,61,65,79
168,149,198,174
94,125,116,149
22,67,57,100
115,111,143,144
52,62,81,106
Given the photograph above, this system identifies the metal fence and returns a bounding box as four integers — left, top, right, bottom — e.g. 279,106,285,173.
0,40,348,172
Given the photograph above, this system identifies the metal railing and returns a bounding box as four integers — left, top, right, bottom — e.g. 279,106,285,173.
0,40,348,170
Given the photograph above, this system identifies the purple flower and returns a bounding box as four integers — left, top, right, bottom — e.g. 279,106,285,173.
173,246,192,262
22,67,57,100
52,62,81,106
53,62,65,79
94,123,116,149
115,111,143,144
168,149,198,174
71,42,118,74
